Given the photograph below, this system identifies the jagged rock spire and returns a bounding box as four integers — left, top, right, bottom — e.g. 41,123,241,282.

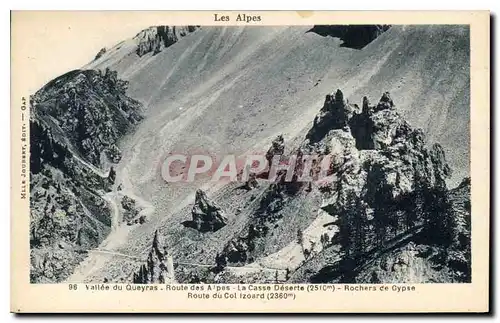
380,92,393,104
305,89,359,143
334,89,344,104
362,96,372,114
348,91,402,150
189,189,228,232
151,230,163,256
243,167,259,190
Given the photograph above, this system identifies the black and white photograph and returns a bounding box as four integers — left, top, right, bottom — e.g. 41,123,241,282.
9,10,490,313
28,23,472,285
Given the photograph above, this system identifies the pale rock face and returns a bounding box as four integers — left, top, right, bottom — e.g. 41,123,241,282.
133,230,176,284
134,26,200,57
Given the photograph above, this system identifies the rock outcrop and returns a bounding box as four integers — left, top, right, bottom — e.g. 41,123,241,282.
134,26,200,57
309,25,391,49
218,224,267,265
31,69,143,166
133,230,175,283
296,89,468,283
93,47,106,61
183,189,228,232
349,93,403,150
265,134,285,164
321,177,470,284
205,89,469,285
120,195,145,225
305,89,359,144
313,90,451,227
243,169,259,190
443,177,471,281
30,69,144,283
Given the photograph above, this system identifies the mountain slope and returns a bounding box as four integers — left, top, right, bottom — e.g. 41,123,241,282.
30,69,143,282
40,25,470,283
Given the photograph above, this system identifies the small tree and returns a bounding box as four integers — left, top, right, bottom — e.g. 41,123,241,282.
320,233,329,248
297,229,304,246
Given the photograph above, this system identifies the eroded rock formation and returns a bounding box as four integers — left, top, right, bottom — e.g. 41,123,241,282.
218,224,267,265
184,189,228,232
134,26,200,57
298,89,468,283
309,25,391,49
305,89,360,144
30,69,144,283
133,230,175,283
265,134,285,164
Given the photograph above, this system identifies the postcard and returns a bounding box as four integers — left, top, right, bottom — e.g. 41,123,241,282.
10,10,490,313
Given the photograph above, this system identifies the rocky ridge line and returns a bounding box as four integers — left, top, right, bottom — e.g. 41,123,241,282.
213,89,469,283
297,89,469,283
182,189,228,232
